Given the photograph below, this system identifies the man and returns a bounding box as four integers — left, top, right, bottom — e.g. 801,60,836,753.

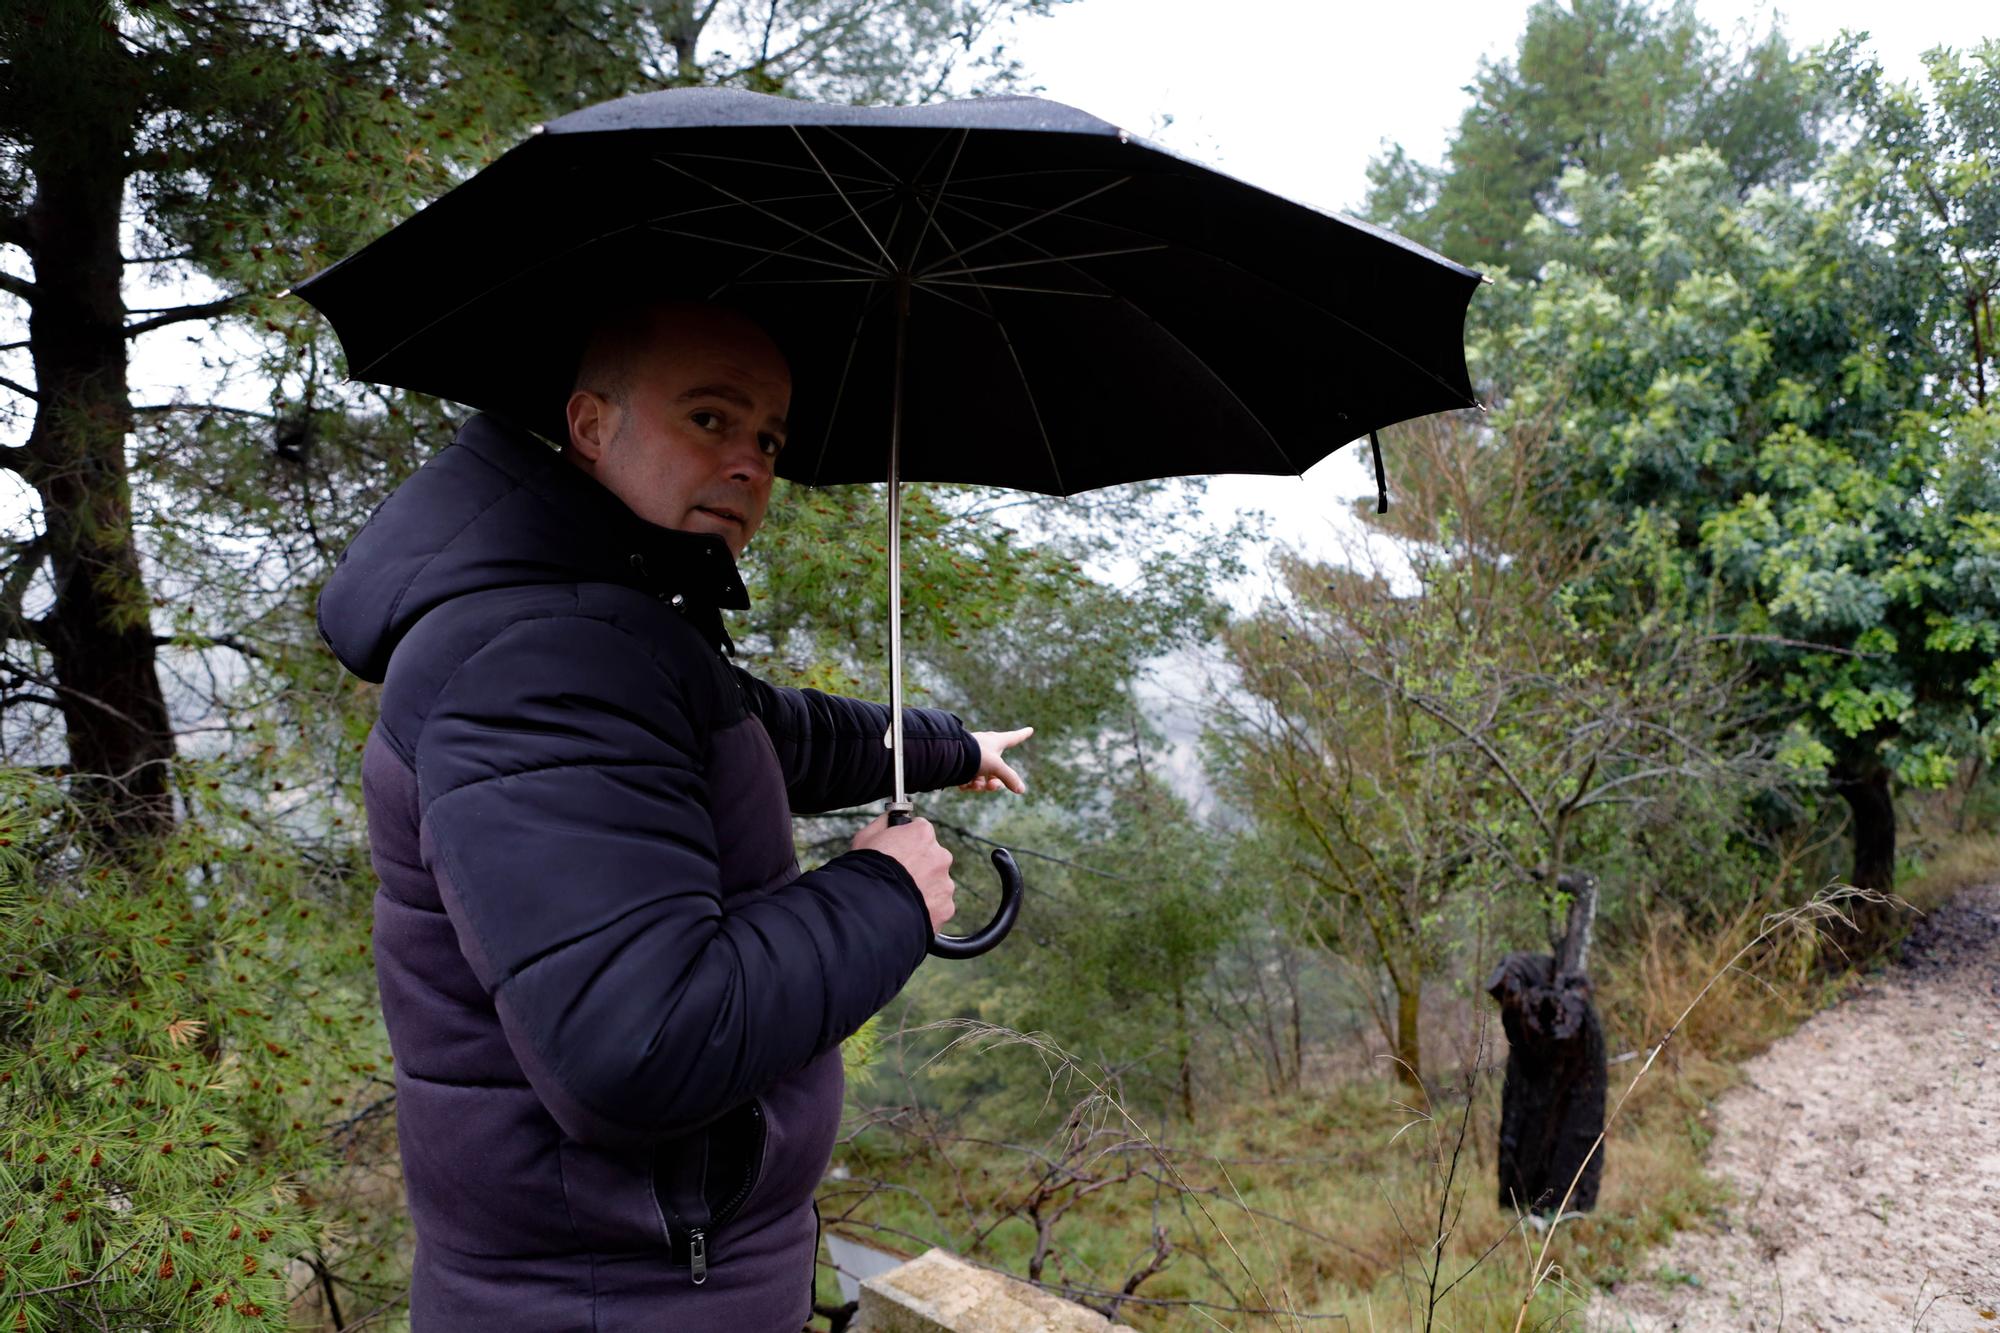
317,300,1031,1330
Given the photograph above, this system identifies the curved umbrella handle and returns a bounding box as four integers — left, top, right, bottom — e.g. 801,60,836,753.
928,847,1023,960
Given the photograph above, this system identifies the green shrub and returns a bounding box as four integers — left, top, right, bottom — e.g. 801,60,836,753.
0,769,397,1331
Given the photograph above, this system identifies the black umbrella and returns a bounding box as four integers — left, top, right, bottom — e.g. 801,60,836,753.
294,86,1483,959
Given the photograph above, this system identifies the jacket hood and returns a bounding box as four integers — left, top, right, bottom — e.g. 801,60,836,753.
317,413,750,683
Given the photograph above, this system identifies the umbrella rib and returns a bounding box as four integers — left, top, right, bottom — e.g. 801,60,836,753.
801,284,890,487
908,282,1005,321
789,126,897,270
656,149,887,187
637,183,894,228
936,197,1478,408
723,276,891,287
916,166,1128,189
932,196,1120,296
924,243,1168,279
941,207,1298,473
1119,292,1300,474
999,328,1066,494
343,219,650,375
911,129,971,273
649,155,889,275
645,225,881,278
914,176,1133,279
922,279,1112,298
920,209,1068,495
702,190,903,295
817,126,910,194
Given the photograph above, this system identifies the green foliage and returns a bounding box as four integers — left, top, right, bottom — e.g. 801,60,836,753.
864,726,1251,1127
1494,138,2000,794
0,770,395,1330
1211,519,1766,1085
747,478,1233,809
1816,38,2000,411
1363,0,1825,275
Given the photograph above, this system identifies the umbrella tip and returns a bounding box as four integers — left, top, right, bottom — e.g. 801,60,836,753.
274,288,291,299
528,123,546,136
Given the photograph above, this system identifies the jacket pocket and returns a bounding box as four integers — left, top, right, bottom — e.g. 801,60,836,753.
651,1097,767,1286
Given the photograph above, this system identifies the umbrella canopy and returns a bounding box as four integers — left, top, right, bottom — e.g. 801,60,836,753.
294,87,1482,493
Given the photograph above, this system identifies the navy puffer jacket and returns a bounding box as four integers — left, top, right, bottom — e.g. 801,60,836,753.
317,413,978,1331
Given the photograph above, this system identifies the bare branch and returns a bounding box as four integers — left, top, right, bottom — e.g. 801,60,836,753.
1,373,39,402
1705,631,1890,659
1346,656,1552,840
155,632,266,660
0,271,36,304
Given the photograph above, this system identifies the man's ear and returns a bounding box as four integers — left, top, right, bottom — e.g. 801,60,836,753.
566,389,613,466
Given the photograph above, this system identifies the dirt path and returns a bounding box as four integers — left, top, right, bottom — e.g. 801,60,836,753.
1590,881,2000,1333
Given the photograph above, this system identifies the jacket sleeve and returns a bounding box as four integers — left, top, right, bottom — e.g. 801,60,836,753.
732,667,981,814
412,614,934,1150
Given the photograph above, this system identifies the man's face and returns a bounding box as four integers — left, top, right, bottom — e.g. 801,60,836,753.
565,305,791,559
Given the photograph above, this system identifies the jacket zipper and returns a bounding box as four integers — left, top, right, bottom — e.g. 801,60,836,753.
664,1101,766,1288
708,1101,765,1228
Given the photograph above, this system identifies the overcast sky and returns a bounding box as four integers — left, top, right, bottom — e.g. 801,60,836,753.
998,0,1995,587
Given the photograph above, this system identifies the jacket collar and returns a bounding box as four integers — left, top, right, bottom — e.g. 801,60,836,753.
473,413,753,615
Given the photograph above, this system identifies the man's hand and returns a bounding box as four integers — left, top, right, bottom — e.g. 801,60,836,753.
960,726,1034,794
852,814,956,931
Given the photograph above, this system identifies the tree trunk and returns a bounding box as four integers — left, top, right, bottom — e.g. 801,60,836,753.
1392,976,1422,1091
1173,982,1195,1124
1488,873,1606,1217
16,21,174,846
1828,762,1900,963
660,0,708,84
1284,940,1304,1093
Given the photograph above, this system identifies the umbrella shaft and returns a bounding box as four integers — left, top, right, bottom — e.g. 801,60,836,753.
887,273,911,818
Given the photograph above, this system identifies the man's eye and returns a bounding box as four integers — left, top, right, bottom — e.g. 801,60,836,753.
691,410,723,431
759,434,784,457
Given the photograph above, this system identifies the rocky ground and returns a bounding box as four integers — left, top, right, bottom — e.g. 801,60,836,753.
1590,881,2000,1332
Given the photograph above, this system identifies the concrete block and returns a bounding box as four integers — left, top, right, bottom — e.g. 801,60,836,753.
852,1247,1128,1333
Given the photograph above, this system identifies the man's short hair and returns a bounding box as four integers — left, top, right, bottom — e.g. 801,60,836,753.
569,299,785,410
571,304,662,408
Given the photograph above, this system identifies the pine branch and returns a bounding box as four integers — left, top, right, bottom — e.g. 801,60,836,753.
131,402,272,419
123,294,245,337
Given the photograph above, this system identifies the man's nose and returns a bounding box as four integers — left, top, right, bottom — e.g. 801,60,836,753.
724,431,775,482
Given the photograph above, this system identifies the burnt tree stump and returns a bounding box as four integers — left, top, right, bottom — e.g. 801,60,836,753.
1487,872,1607,1217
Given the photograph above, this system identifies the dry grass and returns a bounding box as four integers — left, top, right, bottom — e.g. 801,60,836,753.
1504,884,1890,1330
1899,830,2000,916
